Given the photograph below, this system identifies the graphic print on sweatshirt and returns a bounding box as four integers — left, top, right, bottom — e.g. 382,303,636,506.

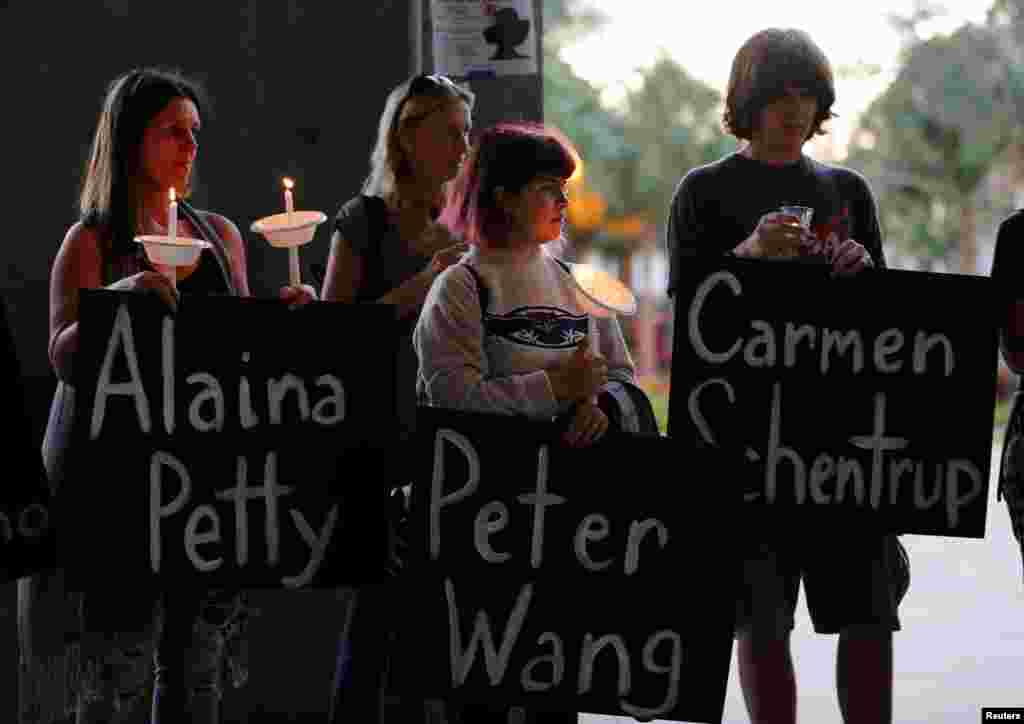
484,305,588,349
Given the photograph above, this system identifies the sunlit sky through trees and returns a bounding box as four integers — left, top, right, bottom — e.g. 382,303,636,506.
558,0,994,158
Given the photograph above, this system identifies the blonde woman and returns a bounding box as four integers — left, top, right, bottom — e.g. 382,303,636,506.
322,73,474,723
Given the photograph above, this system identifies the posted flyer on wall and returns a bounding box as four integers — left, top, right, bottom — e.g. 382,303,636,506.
431,0,538,78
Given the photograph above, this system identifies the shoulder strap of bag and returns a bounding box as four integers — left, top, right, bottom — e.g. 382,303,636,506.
361,194,390,243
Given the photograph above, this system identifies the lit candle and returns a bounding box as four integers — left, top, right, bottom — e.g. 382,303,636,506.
283,177,295,224
283,178,300,286
168,188,178,243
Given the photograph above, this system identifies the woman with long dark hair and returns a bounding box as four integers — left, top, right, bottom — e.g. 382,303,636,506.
20,66,311,724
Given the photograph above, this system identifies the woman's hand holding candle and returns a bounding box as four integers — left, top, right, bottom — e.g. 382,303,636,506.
278,283,317,310
547,337,608,403
563,398,610,447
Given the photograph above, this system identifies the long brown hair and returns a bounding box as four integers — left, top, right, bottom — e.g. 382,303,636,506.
79,67,207,261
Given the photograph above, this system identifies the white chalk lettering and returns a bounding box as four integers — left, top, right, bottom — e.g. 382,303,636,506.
784,323,816,368
215,452,295,567
0,503,50,543
186,372,225,432
809,454,834,504
517,445,566,569
889,458,916,506
946,459,983,528
744,320,777,367
430,428,481,560
162,316,175,434
311,375,346,425
150,450,191,573
848,393,909,510
834,457,867,505
574,513,612,572
92,304,152,439
281,505,338,588
689,273,953,378
913,331,955,376
475,501,511,564
619,630,682,721
267,374,310,424
520,632,566,692
689,271,742,364
687,377,736,446
874,329,905,373
578,633,631,696
765,382,805,504
746,385,982,529
624,519,669,576
913,461,944,509
239,352,259,429
446,578,531,686
821,329,864,374
184,504,222,572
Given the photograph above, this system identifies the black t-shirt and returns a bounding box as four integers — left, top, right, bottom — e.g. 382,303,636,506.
991,209,1024,306
991,210,1024,383
664,151,886,296
332,194,432,444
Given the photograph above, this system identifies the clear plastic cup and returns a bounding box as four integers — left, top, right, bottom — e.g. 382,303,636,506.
778,204,813,229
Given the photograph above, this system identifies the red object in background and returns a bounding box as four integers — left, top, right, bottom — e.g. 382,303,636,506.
812,203,851,244
811,203,851,260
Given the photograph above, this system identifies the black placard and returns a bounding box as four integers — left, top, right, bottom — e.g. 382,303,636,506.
0,296,56,582
669,257,998,537
395,406,740,723
63,291,395,588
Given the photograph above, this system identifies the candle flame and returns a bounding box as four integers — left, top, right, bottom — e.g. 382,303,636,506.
169,188,177,202
283,177,294,190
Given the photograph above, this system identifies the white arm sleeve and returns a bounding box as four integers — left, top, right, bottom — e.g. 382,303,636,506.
594,314,641,432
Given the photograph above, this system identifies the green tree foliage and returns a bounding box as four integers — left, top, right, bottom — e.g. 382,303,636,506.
847,16,1023,272
542,0,734,257
542,0,630,225
615,54,736,228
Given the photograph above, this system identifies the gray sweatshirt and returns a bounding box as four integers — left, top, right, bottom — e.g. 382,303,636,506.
414,244,636,423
